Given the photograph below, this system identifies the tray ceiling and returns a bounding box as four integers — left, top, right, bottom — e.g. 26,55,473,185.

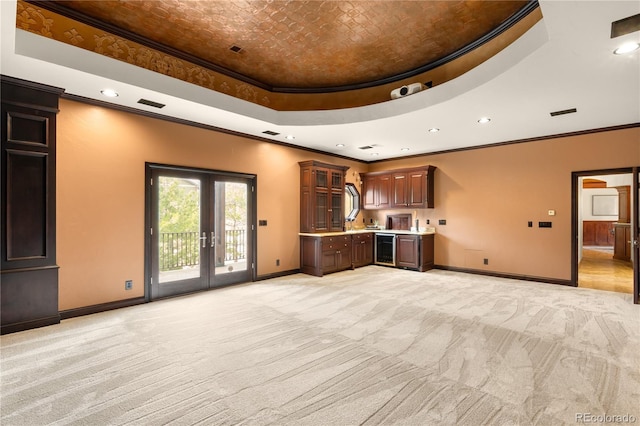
45,0,530,91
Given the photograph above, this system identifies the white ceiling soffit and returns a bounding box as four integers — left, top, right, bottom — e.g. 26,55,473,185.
2,0,639,162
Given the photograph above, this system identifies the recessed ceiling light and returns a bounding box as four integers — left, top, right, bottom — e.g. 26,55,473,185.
100,89,119,97
400,148,410,152
336,143,345,147
477,117,491,124
428,128,440,133
285,135,295,140
613,41,640,55
371,152,379,156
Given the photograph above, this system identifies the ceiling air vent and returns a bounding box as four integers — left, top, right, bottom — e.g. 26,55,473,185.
137,99,165,109
358,145,374,150
262,130,280,136
611,13,640,38
550,108,577,117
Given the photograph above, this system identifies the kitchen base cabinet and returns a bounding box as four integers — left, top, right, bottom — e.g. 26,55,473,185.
395,234,434,271
300,233,373,276
323,235,352,274
352,233,374,268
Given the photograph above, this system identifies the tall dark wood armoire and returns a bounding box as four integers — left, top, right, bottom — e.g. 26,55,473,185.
1,76,64,334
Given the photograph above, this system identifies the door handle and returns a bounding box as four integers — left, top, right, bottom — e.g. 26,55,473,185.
211,231,215,248
200,232,207,248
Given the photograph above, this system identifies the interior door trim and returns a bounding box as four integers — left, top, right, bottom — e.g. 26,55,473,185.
571,166,639,304
144,162,257,301
633,167,639,304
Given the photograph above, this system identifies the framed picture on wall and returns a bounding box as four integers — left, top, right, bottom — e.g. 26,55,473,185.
592,194,618,216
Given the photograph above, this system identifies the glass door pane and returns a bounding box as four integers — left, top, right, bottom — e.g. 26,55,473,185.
331,192,343,230
158,176,202,283
151,171,208,299
212,180,251,286
315,191,328,231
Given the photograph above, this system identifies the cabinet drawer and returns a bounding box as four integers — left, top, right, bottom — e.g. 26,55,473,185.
352,233,372,242
322,236,351,251
322,242,352,251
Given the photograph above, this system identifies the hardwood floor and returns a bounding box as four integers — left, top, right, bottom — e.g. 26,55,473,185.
579,247,633,293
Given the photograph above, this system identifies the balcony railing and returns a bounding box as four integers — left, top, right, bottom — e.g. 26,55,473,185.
159,230,246,271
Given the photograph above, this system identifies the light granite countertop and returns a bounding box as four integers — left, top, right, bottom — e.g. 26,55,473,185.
299,227,436,237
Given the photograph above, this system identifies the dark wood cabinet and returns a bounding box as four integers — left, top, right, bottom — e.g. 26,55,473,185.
300,234,358,276
363,166,435,210
322,235,352,273
582,221,615,246
300,161,349,233
363,173,391,209
395,234,434,271
1,77,64,334
614,223,631,261
351,232,373,268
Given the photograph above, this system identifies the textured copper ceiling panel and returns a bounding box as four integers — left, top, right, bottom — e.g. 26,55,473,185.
49,0,530,90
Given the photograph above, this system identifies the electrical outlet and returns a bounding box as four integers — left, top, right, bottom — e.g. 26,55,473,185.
528,221,533,227
125,280,133,290
483,258,489,265
276,259,280,266
439,219,446,225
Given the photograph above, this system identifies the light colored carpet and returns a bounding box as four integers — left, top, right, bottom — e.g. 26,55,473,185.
2,267,639,425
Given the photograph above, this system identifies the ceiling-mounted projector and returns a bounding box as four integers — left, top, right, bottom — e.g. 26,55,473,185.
391,83,423,100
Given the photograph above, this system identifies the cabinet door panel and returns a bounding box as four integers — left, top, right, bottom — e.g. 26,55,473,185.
377,175,392,208
322,250,338,272
363,176,377,208
392,173,407,207
408,171,426,207
330,171,343,190
338,246,352,270
396,235,419,268
315,169,328,188
330,192,343,231
315,192,328,231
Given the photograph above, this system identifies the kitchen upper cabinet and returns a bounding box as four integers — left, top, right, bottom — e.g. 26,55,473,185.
363,173,391,209
300,160,349,233
363,166,435,210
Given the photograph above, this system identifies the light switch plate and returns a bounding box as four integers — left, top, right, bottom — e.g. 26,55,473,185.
548,210,556,216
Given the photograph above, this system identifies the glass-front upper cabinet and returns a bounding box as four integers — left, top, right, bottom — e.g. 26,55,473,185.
299,160,350,233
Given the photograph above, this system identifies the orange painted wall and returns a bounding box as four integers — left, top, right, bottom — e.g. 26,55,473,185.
56,99,366,311
365,127,640,280
57,97,639,310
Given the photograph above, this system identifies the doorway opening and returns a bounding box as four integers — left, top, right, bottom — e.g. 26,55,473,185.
145,163,257,300
572,168,639,303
